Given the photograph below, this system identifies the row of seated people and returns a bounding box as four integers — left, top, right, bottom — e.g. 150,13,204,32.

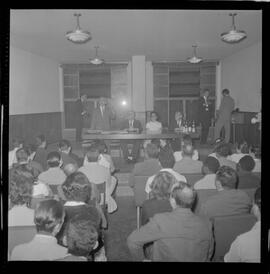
127,170,261,262
8,167,108,261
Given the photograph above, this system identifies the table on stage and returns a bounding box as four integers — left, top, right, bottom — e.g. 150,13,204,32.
82,129,200,142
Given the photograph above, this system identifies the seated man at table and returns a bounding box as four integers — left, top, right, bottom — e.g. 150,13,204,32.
120,111,143,163
129,143,161,189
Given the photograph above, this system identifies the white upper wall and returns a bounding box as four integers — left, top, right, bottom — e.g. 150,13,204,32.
9,46,61,115
221,42,262,112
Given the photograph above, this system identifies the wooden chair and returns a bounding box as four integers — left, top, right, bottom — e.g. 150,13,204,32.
210,214,257,262
193,189,218,214
8,226,36,256
182,173,204,187
133,175,149,229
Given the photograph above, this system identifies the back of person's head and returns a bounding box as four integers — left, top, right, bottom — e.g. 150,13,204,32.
96,140,108,154
202,156,220,174
47,151,61,168
182,143,194,158
222,89,230,95
238,155,255,172
182,134,193,146
145,143,159,159
36,134,46,144
62,172,92,203
66,212,99,258
58,139,71,152
86,144,100,162
16,148,29,163
11,162,37,179
216,143,231,158
170,181,196,209
11,138,24,150
24,144,37,155
34,199,64,235
159,150,175,168
151,139,161,148
63,163,79,176
215,166,238,189
150,171,177,200
254,187,261,213
9,168,34,207
239,141,249,154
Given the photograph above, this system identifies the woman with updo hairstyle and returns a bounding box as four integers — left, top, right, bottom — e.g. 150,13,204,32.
8,167,35,226
146,111,162,133
141,171,178,226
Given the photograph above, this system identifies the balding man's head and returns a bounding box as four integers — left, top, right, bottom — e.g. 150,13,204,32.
63,163,78,176
170,181,196,209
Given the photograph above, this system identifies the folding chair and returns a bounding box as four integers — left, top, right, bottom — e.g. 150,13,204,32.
133,175,149,229
8,226,36,257
210,214,256,262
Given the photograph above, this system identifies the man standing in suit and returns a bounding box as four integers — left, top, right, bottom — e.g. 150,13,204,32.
198,89,213,144
120,111,143,163
214,89,235,143
75,94,88,142
91,97,116,131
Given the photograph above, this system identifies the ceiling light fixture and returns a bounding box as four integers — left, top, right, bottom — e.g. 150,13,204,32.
90,46,104,65
221,13,247,44
187,45,203,64
66,13,92,44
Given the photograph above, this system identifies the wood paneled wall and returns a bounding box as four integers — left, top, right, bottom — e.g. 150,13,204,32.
9,112,62,147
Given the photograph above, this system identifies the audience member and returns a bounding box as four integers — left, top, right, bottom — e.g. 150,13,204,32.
173,142,203,174
10,199,67,260
208,138,225,159
199,166,252,218
237,155,260,189
58,139,81,167
127,181,214,261
57,172,104,246
8,168,35,226
9,138,23,168
129,143,162,188
152,139,175,168
79,144,117,213
173,134,199,162
224,187,261,262
146,111,162,133
33,134,48,170
250,148,261,173
228,141,249,163
63,163,79,176
141,171,176,226
215,143,236,170
194,156,220,190
38,151,66,185
58,212,107,261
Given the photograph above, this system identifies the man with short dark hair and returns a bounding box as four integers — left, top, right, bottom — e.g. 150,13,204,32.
129,143,161,188
194,156,220,190
224,187,261,262
199,166,252,218
237,155,260,189
38,151,66,185
214,89,235,143
58,139,81,167
127,181,214,261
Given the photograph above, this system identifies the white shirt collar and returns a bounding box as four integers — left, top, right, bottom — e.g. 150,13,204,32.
64,201,86,206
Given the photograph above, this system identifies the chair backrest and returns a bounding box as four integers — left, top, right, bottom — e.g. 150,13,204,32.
8,226,36,255
133,176,149,207
182,173,204,187
242,188,256,200
211,214,257,262
193,189,218,214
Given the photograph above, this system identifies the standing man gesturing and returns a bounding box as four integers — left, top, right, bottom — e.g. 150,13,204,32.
214,89,235,143
75,94,88,142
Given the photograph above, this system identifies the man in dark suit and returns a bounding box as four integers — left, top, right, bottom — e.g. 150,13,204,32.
90,97,116,131
214,89,235,143
75,94,88,142
198,89,213,144
120,111,143,163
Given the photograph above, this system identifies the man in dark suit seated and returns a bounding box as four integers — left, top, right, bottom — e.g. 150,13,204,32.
127,181,214,261
237,155,260,189
120,111,143,163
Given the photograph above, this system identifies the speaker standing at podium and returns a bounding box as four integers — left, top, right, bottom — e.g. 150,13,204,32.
214,89,235,143
75,94,88,142
197,89,213,144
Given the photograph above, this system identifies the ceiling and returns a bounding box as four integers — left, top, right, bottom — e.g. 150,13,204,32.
10,9,262,64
